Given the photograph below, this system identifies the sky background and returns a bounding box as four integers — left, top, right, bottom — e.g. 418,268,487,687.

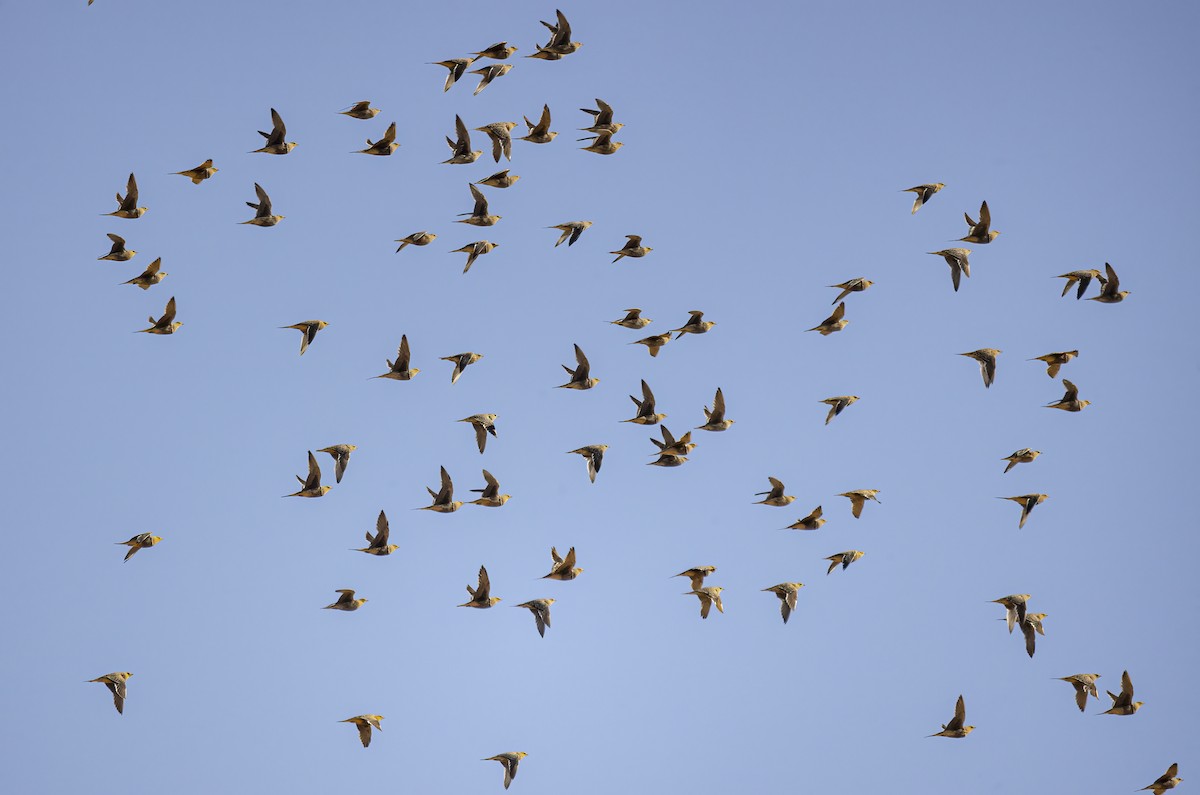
1,0,1197,791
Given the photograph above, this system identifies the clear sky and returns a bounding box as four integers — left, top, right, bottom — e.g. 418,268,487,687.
1,0,1197,792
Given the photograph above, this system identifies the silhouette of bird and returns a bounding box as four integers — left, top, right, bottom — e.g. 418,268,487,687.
339,715,383,748
902,183,944,214
927,695,974,738
105,173,146,218
251,108,296,155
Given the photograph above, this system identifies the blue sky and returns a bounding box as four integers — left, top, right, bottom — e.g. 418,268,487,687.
1,0,1197,791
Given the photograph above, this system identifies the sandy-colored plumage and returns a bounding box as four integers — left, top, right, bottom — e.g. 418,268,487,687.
534,8,582,56
1056,673,1101,712
754,476,795,507
807,302,848,335
825,550,864,575
1020,612,1047,658
451,240,499,274
484,751,528,790
838,489,881,519
1101,670,1144,715
420,466,463,513
549,220,593,247
557,343,599,389
928,695,974,738
630,332,672,358
98,232,135,261
280,319,328,356
443,115,483,164
241,182,284,226
88,672,132,714
696,387,734,431
828,278,873,304
762,582,804,624
959,200,1000,243
470,63,513,96
577,123,624,140
317,444,356,483
785,505,825,532
1088,262,1130,303
354,121,399,156
442,351,483,384
475,169,520,189
457,183,502,226
903,183,944,214
106,173,147,218
1002,448,1041,473
473,42,518,60
959,348,1001,388
430,58,474,92
580,130,623,155
673,566,716,592
579,98,620,134
610,308,651,329
990,594,1031,633
121,257,167,290
458,414,498,454
339,101,380,120
1056,268,1107,300
519,105,557,143
395,231,436,252
340,715,383,748
323,589,368,611
567,444,608,483
252,108,296,155
648,454,688,467
670,310,716,339
622,379,665,425
475,121,517,163
929,248,972,292
515,599,554,637
686,586,724,619
116,532,162,562
820,396,859,425
1140,763,1182,794
1030,350,1078,378
354,510,398,556
543,546,583,580
468,469,511,507
172,159,218,184
136,296,182,335
651,425,695,457
373,335,419,381
285,451,332,498
1045,379,1090,412
459,565,501,608
999,494,1048,529
610,235,652,262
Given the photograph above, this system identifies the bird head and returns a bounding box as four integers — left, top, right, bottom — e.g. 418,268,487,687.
318,486,332,496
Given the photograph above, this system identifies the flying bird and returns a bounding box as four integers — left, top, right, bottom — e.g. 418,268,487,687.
473,42,518,60
442,351,483,384
483,752,528,790
457,183,501,227
105,173,146,218
98,233,135,261
519,105,557,143
251,108,296,155
686,586,724,619
395,231,437,252
959,348,1001,388
241,183,284,226
784,506,825,532
171,159,218,184
339,715,383,748
762,582,804,624
1056,673,1101,712
317,444,356,483
280,320,329,355
116,532,161,562
610,308,651,329
959,200,999,243
902,183,944,214
475,121,517,162
998,494,1048,529
631,332,672,358
927,695,974,738
1087,262,1130,303
580,130,622,155
557,344,599,389
1030,350,1078,378
929,249,972,291
838,490,881,519
285,451,332,498
754,477,795,507
353,121,399,156
429,57,474,92
673,566,716,591
1101,670,1144,715
567,445,608,483
136,296,182,335
515,599,554,637
579,98,620,134
1017,612,1047,658
469,63,513,95
828,277,873,303
450,240,499,273
534,8,582,55
542,546,583,581
443,115,482,164
807,302,848,335
990,594,1030,633
373,335,419,381
339,101,380,120
610,235,652,262
467,469,511,507
696,387,734,431
1056,268,1107,300
120,257,167,290
458,414,498,454
548,220,593,247
323,589,368,611
820,395,859,425
87,672,132,714
825,550,864,575
354,510,398,556
670,310,716,339
1045,380,1090,412
459,565,501,608
1001,448,1041,473
650,425,694,457
474,169,520,189
621,379,665,425
420,466,463,513
1139,763,1182,794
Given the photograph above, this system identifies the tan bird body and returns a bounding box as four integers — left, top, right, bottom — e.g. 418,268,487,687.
484,751,528,790
459,565,501,608
251,108,296,155
105,173,147,218
451,240,499,273
475,169,520,189
838,489,880,519
88,672,132,714
820,395,859,425
543,546,583,580
929,249,972,292
317,444,356,483
469,63,513,96
121,257,167,290
1056,673,1101,712
458,414,498,454
285,451,332,498
754,476,795,507
172,159,218,184
610,308,651,329
1045,379,1090,412
807,302,848,335
557,344,599,389
443,115,482,164
696,387,734,431
959,200,999,243
136,296,182,334
116,532,162,561
1140,763,1182,794
373,335,419,380
631,332,672,357
999,494,1048,529
420,466,463,513
1101,670,1144,715
1030,350,1078,378
519,104,557,143
622,379,665,425
828,278,873,303
281,320,328,355
1056,268,1107,300
1087,263,1129,303
354,510,398,556
354,121,399,156
339,715,383,747
1001,448,1041,473
442,351,483,384
467,469,511,507
825,550,864,575
515,599,554,637
98,232,135,261
323,589,367,611
475,121,517,162
686,586,725,619
763,582,804,623
430,58,474,92
785,505,825,531
339,101,380,119
903,183,944,214
549,220,593,247
241,183,284,226
395,231,437,252
927,695,974,738
673,566,716,591
959,348,1001,388
567,444,607,483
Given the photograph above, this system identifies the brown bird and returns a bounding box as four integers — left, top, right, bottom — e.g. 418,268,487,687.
372,335,419,381
251,108,296,155
458,414,498,454
1087,262,1130,303
353,122,399,156
630,332,672,358
650,425,694,457
549,220,593,247
284,451,332,498
762,582,804,624
98,232,135,261
467,469,511,507
317,443,357,483
1045,379,1090,412
120,257,167,290
515,599,554,637
395,231,437,252
457,183,501,226
1101,670,1144,715
136,296,182,335
998,494,1048,529
1056,268,1107,300
443,115,482,165
959,349,1001,388
420,466,462,513
353,510,398,556
472,42,518,60
753,476,795,507
87,672,132,714
469,63,513,96
105,173,147,218
820,395,859,425
172,159,218,184
825,550,864,575
673,566,716,591
542,546,583,580
241,183,284,226
670,310,716,339
807,302,848,335
567,444,607,483
1001,448,1041,474
1056,673,1101,712
115,532,162,562
1139,763,1182,794
1017,612,1047,658
1030,350,1078,378
475,121,517,162
828,278,873,304
686,586,724,619
339,715,383,748
429,57,474,92
610,235,652,263
784,505,825,532
442,351,483,384
696,387,734,432
959,200,999,243
580,130,622,155
339,101,380,120
990,593,1030,633
927,695,974,738
519,104,557,144
902,183,944,214
474,169,520,189
610,308,651,330
450,240,499,274
929,249,972,292
323,589,367,611
622,379,665,425
280,320,329,356
483,751,528,790
838,490,881,519
557,344,599,389
459,565,501,608
534,8,582,56
579,98,620,134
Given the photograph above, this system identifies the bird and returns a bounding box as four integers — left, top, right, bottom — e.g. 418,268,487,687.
557,344,599,389
469,63,513,95
580,130,622,155
474,169,520,189
323,589,368,611
1017,612,1047,658
762,582,804,624
473,42,518,60
1101,670,1144,715
1001,448,1041,473
579,98,620,134
251,108,296,155
1030,350,1078,378
516,105,558,146
373,335,419,381
285,451,332,498
171,159,218,184
959,348,1001,388
353,121,399,156
929,249,972,292
622,379,665,425
339,715,383,748
1056,268,1108,300
631,332,672,358
959,200,999,243
610,235,652,262
651,425,695,457
927,695,974,738
825,550,864,575
1055,673,1101,712
241,183,284,226
136,296,182,335
999,494,1048,529
429,57,474,92
567,445,608,483
514,599,554,637
395,231,437,252
450,240,499,274
820,396,859,425
484,752,528,790
467,469,511,507
807,302,848,335
754,477,795,507
98,233,135,261
1088,262,1130,303
339,101,380,120
120,257,167,290
105,173,146,218
648,454,688,467
902,183,944,214
827,278,873,304
317,444,356,483
1045,379,1090,412
670,310,716,339
443,115,482,164
534,8,582,55
353,510,398,556
696,387,734,431
420,466,463,513
459,565,501,608
673,566,716,591
1139,763,1182,794
116,532,161,561
458,414,498,454
87,672,132,714
543,546,583,580
475,121,517,162
457,184,501,227
686,586,724,619
784,506,825,532
549,220,593,247
442,352,483,384
280,320,328,355
990,594,1031,633
838,490,881,519
610,308,651,330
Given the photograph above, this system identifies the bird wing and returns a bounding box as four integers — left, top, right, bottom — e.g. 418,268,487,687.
396,335,411,369
948,695,966,731
438,466,454,502
640,380,655,410
533,104,552,134
380,122,396,145
978,200,991,230
454,115,471,154
374,510,389,545
1021,619,1037,657
767,477,784,497
474,422,487,454
1121,670,1134,698
304,451,322,490
1062,379,1079,402
120,173,139,210
476,566,491,599
830,302,845,322
573,344,590,377
562,546,577,569
468,183,489,216
1104,262,1120,294
253,183,272,215
552,8,572,45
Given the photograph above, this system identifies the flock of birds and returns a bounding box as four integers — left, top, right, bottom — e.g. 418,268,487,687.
81,5,1180,793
